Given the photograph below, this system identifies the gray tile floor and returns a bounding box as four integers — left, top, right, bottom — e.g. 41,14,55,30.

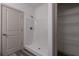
9,50,28,56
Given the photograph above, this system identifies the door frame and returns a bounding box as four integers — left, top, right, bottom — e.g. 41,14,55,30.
48,3,57,56
52,3,57,56
1,4,23,13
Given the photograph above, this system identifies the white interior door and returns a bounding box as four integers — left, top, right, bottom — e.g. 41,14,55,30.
2,5,24,55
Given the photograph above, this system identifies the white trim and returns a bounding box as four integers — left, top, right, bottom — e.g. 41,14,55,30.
48,3,53,56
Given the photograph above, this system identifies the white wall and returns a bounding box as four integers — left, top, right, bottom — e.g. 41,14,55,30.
25,17,34,45
34,3,48,53
3,3,34,46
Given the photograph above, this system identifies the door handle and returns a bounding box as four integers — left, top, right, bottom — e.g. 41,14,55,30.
2,34,7,36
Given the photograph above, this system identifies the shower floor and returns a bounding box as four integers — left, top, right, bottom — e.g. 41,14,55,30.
24,43,48,56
